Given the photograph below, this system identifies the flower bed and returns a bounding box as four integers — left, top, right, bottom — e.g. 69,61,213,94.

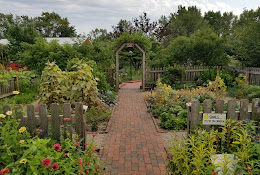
144,81,219,131
166,120,260,175
0,110,105,174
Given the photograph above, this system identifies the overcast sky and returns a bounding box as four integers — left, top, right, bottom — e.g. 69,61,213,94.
0,0,259,35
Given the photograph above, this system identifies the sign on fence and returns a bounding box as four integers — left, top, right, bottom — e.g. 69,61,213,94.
203,113,226,125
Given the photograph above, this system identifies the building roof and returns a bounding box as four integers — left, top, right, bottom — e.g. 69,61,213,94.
0,37,90,45
0,39,9,45
45,37,77,45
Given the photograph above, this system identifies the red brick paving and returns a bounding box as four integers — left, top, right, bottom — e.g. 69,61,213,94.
101,81,167,175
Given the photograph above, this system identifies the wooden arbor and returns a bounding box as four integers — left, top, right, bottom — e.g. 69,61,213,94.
115,43,146,91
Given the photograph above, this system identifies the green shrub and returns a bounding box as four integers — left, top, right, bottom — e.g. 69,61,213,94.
162,65,185,86
167,120,260,175
246,85,260,100
196,69,237,87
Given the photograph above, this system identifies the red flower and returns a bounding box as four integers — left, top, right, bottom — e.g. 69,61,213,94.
52,144,61,151
79,158,83,165
213,172,217,175
0,168,10,175
86,169,89,174
210,136,214,140
52,163,59,170
64,118,70,121
64,153,68,157
36,129,42,132
92,133,97,137
42,158,51,167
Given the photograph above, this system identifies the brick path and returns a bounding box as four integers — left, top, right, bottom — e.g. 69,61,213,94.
101,81,167,175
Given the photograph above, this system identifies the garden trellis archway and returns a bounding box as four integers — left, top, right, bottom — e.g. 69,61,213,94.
115,43,146,92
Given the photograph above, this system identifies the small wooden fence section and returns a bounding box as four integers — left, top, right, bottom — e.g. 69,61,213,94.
145,66,260,88
2,102,87,146
186,98,260,134
0,77,19,99
145,68,164,89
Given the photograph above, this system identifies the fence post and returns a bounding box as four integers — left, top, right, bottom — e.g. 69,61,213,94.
39,104,48,138
227,100,237,120
252,98,260,124
203,99,212,131
187,103,191,135
240,99,249,120
63,103,71,139
51,103,60,141
190,100,200,131
27,104,36,136
75,102,86,146
15,77,19,91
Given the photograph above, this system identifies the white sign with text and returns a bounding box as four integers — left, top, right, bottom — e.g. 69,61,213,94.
203,113,226,125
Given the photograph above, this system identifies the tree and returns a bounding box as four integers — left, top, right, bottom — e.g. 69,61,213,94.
204,11,235,37
112,19,134,38
0,13,14,38
35,12,76,37
133,12,161,39
162,6,208,45
87,28,112,42
190,28,229,66
230,8,260,67
7,24,40,61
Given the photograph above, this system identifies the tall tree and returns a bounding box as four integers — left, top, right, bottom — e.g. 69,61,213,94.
204,11,235,37
163,6,208,45
35,12,76,37
87,28,112,42
6,24,40,61
112,19,134,38
230,8,260,67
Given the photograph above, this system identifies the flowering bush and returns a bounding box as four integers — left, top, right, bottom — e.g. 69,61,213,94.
0,110,105,174
145,80,217,130
167,119,260,175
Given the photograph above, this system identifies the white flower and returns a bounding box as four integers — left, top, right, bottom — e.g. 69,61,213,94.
6,111,12,116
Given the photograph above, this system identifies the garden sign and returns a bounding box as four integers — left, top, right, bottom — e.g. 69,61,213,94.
203,113,226,125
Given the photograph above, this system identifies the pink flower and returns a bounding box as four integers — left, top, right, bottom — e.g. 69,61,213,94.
64,153,68,157
52,144,61,151
42,158,51,167
0,168,10,175
92,133,97,137
64,118,70,121
247,167,251,171
52,163,59,170
36,129,42,132
237,122,241,126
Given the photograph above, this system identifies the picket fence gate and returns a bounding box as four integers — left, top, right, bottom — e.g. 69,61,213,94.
186,98,260,134
2,102,87,146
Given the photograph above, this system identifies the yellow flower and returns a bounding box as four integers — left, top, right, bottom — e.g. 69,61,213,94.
204,115,209,119
13,91,20,95
0,114,6,118
179,108,182,111
3,144,7,148
20,158,27,164
18,119,21,121
19,127,26,133
19,140,25,144
6,111,12,116
174,108,177,111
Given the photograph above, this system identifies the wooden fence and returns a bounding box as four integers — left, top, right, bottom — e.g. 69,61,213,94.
103,69,116,87
186,98,260,134
145,66,260,88
145,68,164,89
0,77,19,99
2,102,87,146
